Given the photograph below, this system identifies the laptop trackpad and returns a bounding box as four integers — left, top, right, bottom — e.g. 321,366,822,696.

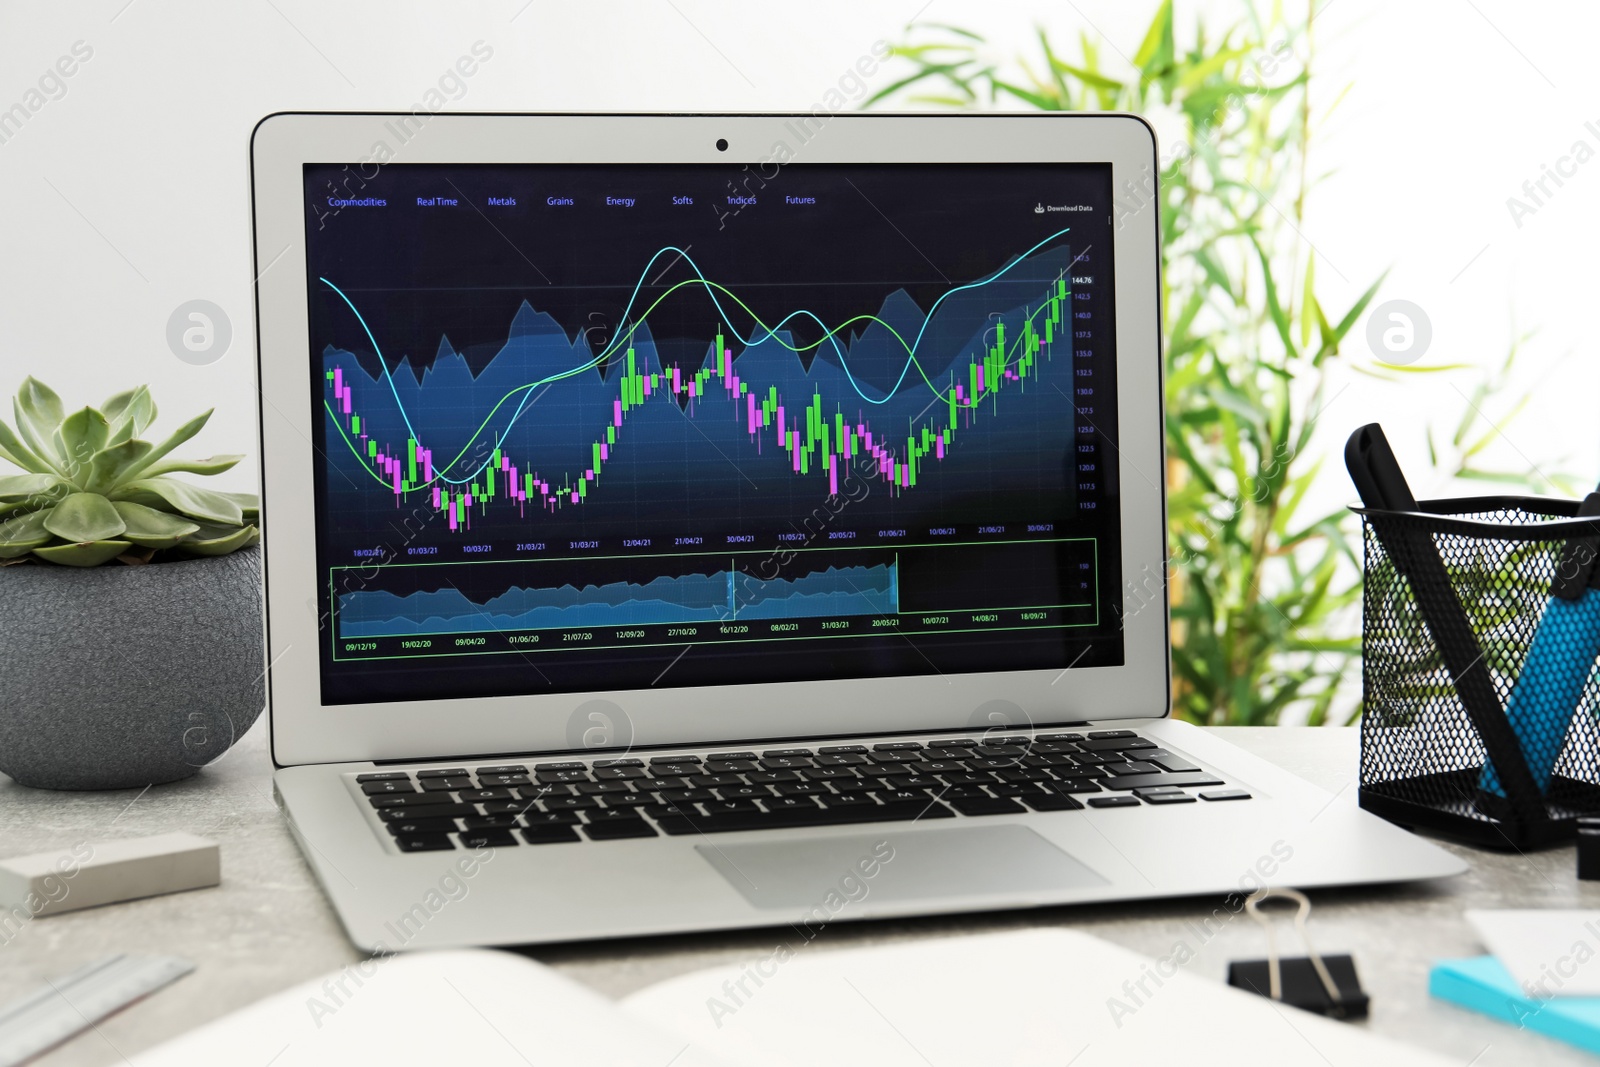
696,824,1107,909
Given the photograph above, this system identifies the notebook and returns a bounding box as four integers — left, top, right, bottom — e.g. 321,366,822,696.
129,929,1448,1066
1431,955,1600,1056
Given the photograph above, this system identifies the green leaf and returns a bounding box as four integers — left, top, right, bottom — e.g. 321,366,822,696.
83,439,155,494
178,524,259,556
32,539,131,567
220,490,261,526
113,477,243,525
119,409,213,483
0,415,59,475
139,453,243,478
110,501,200,548
54,406,110,475
0,473,66,500
0,508,53,557
15,378,65,463
103,386,154,446
42,492,126,542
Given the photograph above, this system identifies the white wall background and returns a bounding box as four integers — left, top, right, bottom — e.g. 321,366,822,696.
1,0,1593,508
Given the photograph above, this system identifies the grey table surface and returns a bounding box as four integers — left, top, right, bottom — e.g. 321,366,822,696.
0,723,1592,1066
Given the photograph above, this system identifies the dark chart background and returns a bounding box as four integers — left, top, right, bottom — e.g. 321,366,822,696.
302,162,1125,705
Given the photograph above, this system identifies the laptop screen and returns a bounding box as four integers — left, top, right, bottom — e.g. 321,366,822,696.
302,162,1124,706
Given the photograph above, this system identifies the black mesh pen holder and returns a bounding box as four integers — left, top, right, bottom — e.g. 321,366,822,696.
1359,494,1600,850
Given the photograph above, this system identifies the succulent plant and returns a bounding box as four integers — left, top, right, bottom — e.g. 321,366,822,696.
0,378,260,567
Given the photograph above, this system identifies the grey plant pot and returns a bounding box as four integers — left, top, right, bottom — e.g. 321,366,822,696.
0,546,265,790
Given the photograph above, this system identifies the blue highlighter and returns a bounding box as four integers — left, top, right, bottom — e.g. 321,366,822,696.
1479,491,1600,798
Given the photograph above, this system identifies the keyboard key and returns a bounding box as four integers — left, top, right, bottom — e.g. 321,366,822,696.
651,754,703,764
1200,789,1252,802
886,774,941,789
536,761,588,771
521,825,581,844
919,749,967,761
763,748,814,758
462,814,520,829
1100,772,1225,792
1030,743,1079,756
747,770,801,784
873,788,932,804
948,797,1026,816
942,772,997,786
1022,793,1084,812
457,788,513,802
706,751,759,761
1144,750,1202,773
457,829,517,848
704,760,759,774
869,751,924,764
654,799,952,835
384,817,460,835
817,745,867,754
417,768,470,778
940,786,991,800
480,800,541,815
817,794,873,809
394,834,455,851
650,765,700,779
1141,792,1196,805
803,766,862,781
593,767,648,780
1036,733,1085,742
583,817,658,841
1078,737,1155,752
718,785,774,800
593,758,644,768
973,745,1027,758
575,780,636,795
476,764,529,775
872,742,923,751
765,795,821,811
361,780,417,795
643,799,701,817
1087,730,1137,740
1052,767,1105,780
690,773,744,787
477,773,532,787
760,756,812,770
599,793,653,808
774,781,828,796
934,738,978,747
996,768,1051,783
814,753,869,766
659,788,715,802
987,783,1037,797
543,796,599,810
378,803,476,821
702,800,761,815
536,769,591,784
832,779,877,795
1098,761,1160,777
356,771,410,783
1087,795,1141,808
1046,780,1102,794
421,777,473,792
522,811,582,826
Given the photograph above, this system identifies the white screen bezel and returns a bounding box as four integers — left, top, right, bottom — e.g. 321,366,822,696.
250,112,1169,768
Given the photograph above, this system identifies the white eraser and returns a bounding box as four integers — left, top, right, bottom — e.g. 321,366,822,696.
0,832,220,917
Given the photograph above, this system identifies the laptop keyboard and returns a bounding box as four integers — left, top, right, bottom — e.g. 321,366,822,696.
355,732,1251,852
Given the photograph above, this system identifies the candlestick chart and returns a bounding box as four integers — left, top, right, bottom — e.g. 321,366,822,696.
318,233,1084,537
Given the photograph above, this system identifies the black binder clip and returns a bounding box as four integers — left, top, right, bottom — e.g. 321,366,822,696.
1226,887,1369,1020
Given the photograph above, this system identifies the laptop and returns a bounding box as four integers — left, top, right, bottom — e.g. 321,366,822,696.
250,112,1465,950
